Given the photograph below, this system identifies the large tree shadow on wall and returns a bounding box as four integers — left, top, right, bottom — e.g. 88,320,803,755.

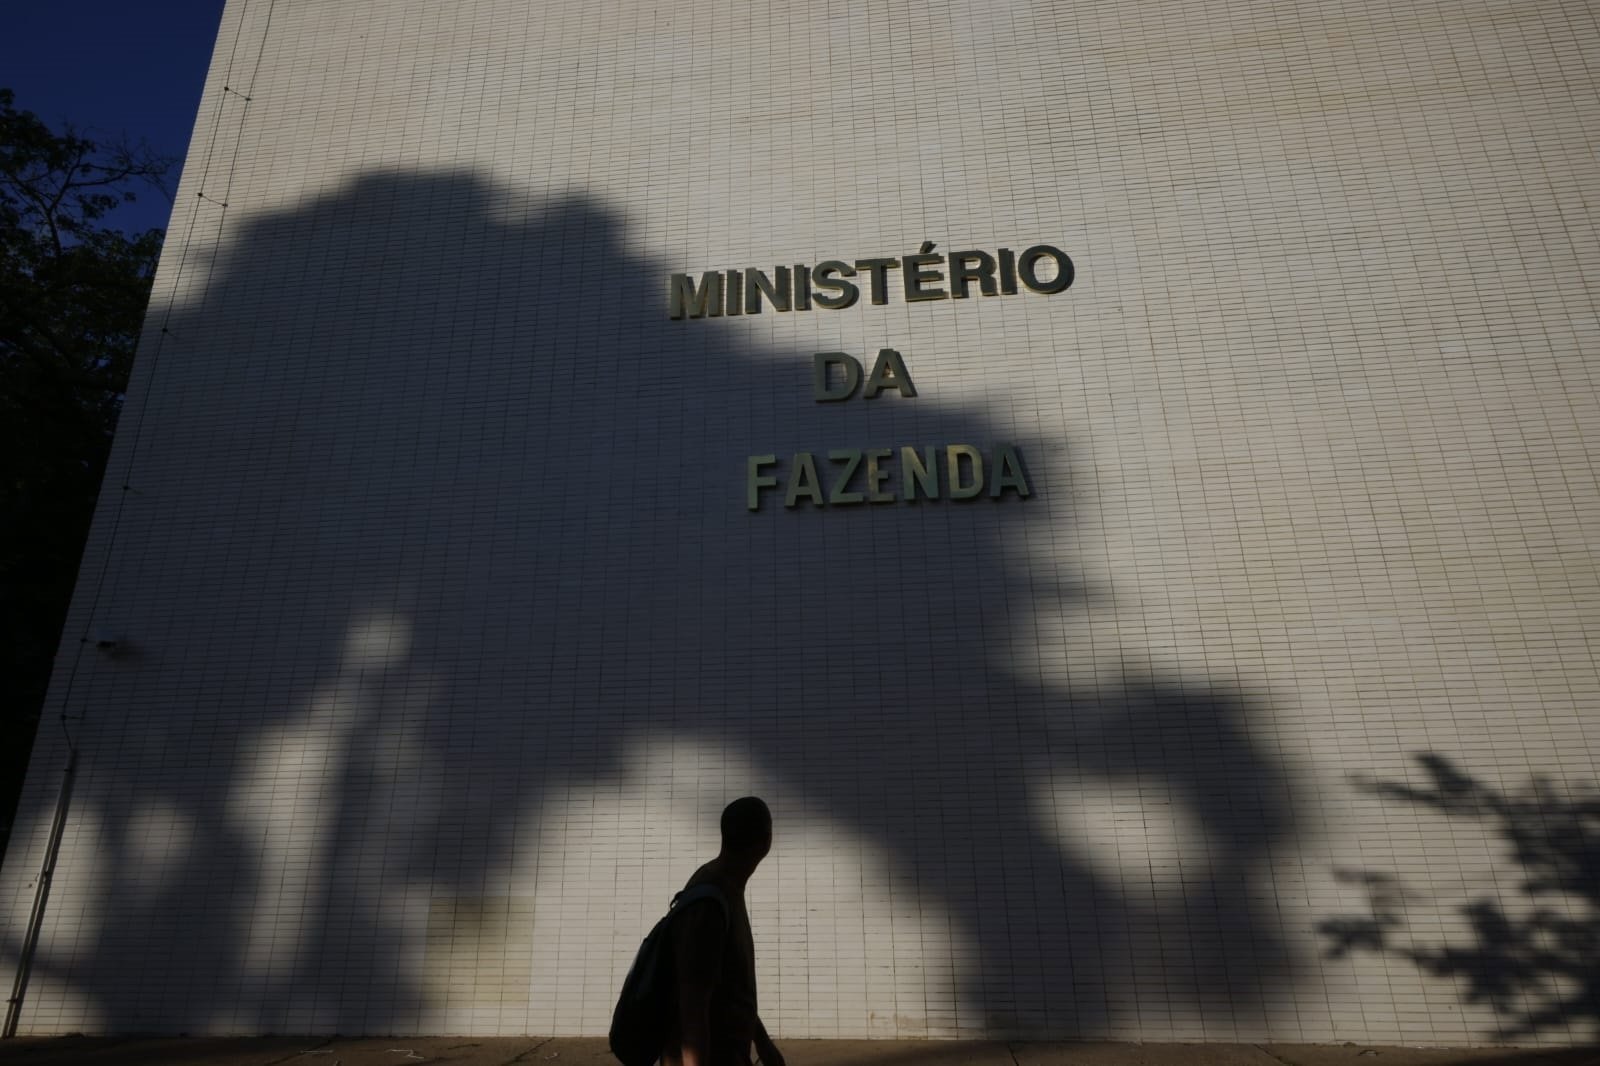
1320,754,1599,1043
8,170,1303,1038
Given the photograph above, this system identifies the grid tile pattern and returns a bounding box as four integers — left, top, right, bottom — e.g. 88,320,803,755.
3,0,1597,1045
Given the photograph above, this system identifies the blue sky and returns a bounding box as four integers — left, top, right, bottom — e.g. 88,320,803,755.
3,0,228,233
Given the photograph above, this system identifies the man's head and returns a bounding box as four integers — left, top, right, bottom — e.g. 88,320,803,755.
720,796,772,864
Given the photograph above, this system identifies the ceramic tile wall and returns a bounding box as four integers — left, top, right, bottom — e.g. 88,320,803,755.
3,0,1597,1045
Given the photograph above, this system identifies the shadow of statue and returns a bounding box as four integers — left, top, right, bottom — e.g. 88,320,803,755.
5,170,1303,1039
1319,753,1599,1042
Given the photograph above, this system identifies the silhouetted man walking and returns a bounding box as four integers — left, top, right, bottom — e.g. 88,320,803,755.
663,797,784,1066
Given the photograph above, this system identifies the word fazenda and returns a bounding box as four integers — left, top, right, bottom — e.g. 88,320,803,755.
747,445,1031,511
672,242,1073,320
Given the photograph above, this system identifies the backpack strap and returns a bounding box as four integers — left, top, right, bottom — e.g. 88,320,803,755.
669,883,730,929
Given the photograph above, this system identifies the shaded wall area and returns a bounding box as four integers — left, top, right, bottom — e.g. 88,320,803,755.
1320,755,1599,1044
0,172,1304,1039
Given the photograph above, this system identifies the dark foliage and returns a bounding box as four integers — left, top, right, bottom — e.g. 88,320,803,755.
0,88,171,853
1320,753,1600,1041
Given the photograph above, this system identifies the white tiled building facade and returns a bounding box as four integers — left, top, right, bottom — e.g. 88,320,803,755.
3,0,1598,1046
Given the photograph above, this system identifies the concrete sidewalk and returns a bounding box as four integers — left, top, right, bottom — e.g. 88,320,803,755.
0,1038,1595,1066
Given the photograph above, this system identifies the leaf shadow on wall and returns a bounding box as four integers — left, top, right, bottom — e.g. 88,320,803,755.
1318,753,1599,1043
7,171,1303,1038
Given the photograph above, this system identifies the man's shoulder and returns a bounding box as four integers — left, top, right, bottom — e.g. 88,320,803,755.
673,881,730,924
679,862,737,901
680,859,722,890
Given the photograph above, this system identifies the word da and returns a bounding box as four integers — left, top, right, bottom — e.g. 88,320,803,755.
813,349,916,402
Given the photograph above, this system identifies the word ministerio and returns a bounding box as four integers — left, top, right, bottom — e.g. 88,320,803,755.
670,241,1074,319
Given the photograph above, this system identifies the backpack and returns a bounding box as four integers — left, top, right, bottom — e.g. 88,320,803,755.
610,883,730,1066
